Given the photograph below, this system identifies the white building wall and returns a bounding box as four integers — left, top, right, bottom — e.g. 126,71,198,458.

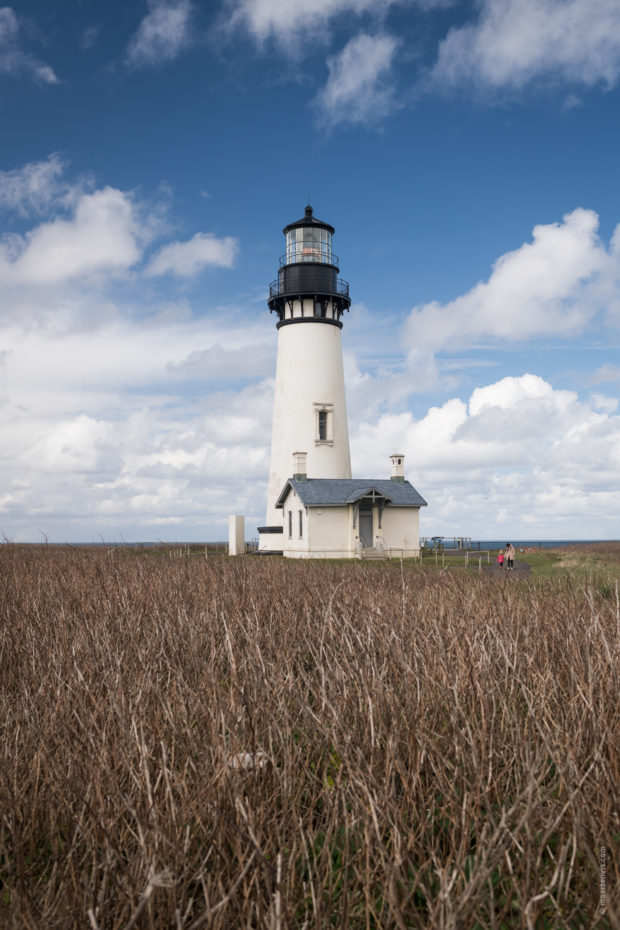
281,500,421,559
265,310,351,529
306,506,355,559
378,506,421,557
281,488,309,556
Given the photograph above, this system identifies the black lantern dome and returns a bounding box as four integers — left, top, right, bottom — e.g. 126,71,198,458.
268,205,351,326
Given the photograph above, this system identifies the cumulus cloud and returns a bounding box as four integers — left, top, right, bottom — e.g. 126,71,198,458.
0,187,144,286
145,232,239,276
0,159,260,541
351,373,620,539
0,310,274,540
405,208,619,356
0,6,59,84
0,160,239,290
8,303,618,541
314,32,399,127
126,0,193,68
590,393,618,414
431,0,620,94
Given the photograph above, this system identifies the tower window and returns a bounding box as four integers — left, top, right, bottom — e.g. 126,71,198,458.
314,404,333,444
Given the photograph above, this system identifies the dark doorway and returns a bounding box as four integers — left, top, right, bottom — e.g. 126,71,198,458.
359,502,373,548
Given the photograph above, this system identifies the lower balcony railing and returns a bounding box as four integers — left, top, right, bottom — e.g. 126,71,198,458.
269,278,349,299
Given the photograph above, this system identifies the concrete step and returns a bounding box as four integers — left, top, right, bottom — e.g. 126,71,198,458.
359,547,387,560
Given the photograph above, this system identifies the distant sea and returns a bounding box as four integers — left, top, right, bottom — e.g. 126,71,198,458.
435,540,616,551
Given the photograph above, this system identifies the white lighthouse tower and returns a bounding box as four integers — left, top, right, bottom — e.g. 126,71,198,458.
252,204,427,559
258,205,352,552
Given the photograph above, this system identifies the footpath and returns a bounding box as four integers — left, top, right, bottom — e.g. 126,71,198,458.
485,558,531,577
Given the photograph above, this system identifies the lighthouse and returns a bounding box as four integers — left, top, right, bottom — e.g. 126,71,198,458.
256,205,427,558
258,205,352,552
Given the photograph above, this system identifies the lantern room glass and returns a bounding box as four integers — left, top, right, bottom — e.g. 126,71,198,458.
286,227,332,265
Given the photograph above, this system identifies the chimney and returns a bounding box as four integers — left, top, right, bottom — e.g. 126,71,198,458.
390,454,405,482
293,451,307,480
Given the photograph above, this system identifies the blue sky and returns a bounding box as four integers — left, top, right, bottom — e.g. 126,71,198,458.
1,0,620,542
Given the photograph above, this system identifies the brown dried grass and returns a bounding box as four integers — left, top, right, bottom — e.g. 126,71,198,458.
554,543,620,562
0,545,618,929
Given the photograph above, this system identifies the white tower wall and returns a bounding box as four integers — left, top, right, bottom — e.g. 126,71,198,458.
258,205,352,552
265,307,351,527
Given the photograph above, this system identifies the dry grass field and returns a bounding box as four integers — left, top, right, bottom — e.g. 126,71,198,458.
0,544,618,929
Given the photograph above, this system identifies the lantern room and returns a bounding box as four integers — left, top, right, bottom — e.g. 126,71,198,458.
268,204,350,323
285,214,334,264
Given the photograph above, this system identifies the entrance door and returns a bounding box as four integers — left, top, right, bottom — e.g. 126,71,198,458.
359,503,373,548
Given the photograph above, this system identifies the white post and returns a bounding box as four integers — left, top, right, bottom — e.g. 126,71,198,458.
228,515,245,556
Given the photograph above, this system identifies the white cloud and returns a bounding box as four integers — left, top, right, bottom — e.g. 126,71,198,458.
0,187,143,286
126,0,193,68
227,0,381,43
591,364,620,385
0,310,274,540
431,0,620,94
0,159,262,541
351,374,620,539
314,32,399,127
0,154,77,216
6,325,619,540
0,163,238,288
590,392,619,414
145,232,239,276
467,373,573,418
226,0,448,44
405,208,618,356
0,6,59,84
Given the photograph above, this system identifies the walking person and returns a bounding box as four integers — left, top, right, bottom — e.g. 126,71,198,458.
505,542,515,570
497,549,505,569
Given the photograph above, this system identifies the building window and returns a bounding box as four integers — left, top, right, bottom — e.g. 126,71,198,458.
288,510,292,538
299,509,303,537
318,410,327,441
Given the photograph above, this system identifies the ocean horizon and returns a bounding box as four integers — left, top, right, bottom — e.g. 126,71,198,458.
426,539,618,551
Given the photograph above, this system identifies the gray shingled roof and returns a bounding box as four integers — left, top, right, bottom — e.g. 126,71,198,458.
275,478,427,509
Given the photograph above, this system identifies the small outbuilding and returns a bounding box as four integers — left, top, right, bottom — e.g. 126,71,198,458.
275,453,427,559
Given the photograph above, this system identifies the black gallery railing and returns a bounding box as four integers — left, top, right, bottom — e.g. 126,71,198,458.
269,277,350,299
